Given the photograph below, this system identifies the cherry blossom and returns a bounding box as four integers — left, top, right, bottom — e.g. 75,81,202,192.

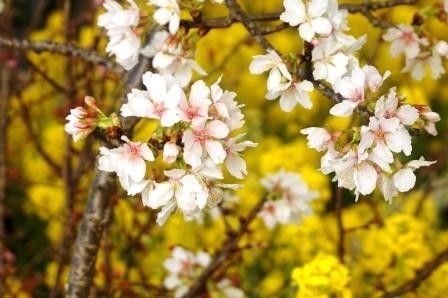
178,80,211,125
163,246,211,298
402,50,446,81
374,88,419,126
392,158,436,192
121,72,182,127
266,80,315,111
383,24,428,59
417,106,441,136
249,50,292,92
259,170,318,228
311,38,350,83
97,0,141,70
223,135,257,179
280,0,333,42
149,0,181,34
210,79,245,130
65,107,97,142
144,169,208,225
300,127,332,152
97,0,139,29
182,120,229,167
141,31,207,86
98,136,155,191
163,142,180,163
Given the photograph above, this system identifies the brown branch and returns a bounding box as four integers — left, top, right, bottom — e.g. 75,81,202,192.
382,247,448,298
181,0,417,31
16,95,63,175
0,37,124,75
224,0,274,51
66,54,150,297
181,197,267,298
0,63,11,298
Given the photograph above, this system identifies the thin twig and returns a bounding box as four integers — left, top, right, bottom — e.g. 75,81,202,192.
0,37,124,75
181,197,267,298
382,247,448,298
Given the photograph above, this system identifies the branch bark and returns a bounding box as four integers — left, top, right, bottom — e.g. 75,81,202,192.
382,247,448,298
0,37,124,75
66,55,150,297
181,197,267,298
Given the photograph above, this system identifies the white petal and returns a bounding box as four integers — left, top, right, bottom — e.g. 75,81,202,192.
393,168,416,192
205,140,226,164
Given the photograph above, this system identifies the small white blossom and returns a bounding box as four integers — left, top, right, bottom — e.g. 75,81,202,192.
97,0,139,29
98,136,155,191
249,50,292,92
224,134,257,179
300,127,332,152
374,88,419,126
121,72,182,126
266,80,314,111
178,80,211,125
383,24,428,59
392,158,436,192
149,0,181,34
182,120,229,167
280,0,333,42
141,31,207,86
65,107,97,142
259,170,318,228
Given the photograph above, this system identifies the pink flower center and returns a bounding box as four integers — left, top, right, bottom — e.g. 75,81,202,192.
126,144,141,160
186,105,199,120
154,104,166,117
265,203,276,214
375,130,385,140
401,31,414,44
193,129,209,144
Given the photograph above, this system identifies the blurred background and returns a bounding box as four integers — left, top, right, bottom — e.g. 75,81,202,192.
0,0,448,297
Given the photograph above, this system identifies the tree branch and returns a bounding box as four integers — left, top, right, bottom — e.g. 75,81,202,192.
66,55,150,297
382,247,448,298
0,37,124,75
181,197,267,298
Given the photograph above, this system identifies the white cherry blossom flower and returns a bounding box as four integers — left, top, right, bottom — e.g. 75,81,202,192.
249,50,291,92
178,80,211,125
402,51,446,81
216,279,245,298
359,116,412,159
144,169,208,225
223,134,257,179
121,72,182,126
331,150,377,200
65,107,97,142
259,170,317,228
300,127,332,152
383,24,429,59
141,31,207,86
392,158,436,193
210,77,245,130
97,0,139,29
266,80,314,111
163,247,211,298
280,0,333,42
312,38,350,83
374,88,419,126
98,136,155,190
434,40,448,57
182,120,229,167
104,27,140,70
418,106,441,136
149,0,181,34
163,142,180,163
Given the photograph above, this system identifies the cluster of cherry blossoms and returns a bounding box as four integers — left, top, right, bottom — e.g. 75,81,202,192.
97,0,224,71
248,0,441,202
383,26,448,81
65,0,256,225
301,88,440,201
259,170,318,228
382,1,448,80
163,246,244,298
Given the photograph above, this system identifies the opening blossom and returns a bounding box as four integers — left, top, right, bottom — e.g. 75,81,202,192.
383,25,428,59
150,0,181,34
121,72,182,127
280,0,333,42
249,50,292,93
259,170,318,228
97,0,141,70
